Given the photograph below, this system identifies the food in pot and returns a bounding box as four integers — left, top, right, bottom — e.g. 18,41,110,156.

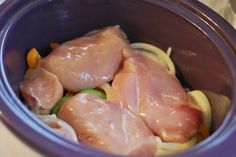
37,114,78,142
20,26,212,156
108,48,202,143
20,67,63,114
58,93,157,156
40,26,129,92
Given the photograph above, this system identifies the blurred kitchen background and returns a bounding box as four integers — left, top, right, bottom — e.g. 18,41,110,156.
201,0,236,28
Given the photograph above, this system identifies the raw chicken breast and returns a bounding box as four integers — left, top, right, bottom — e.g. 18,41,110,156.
40,26,129,92
109,49,202,143
37,114,78,142
58,93,157,156
20,67,63,114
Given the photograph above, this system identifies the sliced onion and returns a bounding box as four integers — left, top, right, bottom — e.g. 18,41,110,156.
131,43,175,75
99,83,113,101
155,90,211,156
155,136,198,156
188,90,212,130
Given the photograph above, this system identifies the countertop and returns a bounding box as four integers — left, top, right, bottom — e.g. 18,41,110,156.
0,114,43,157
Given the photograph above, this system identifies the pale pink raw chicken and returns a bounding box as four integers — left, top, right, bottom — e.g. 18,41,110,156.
58,93,157,156
20,67,63,114
37,114,78,142
109,49,202,143
40,26,129,92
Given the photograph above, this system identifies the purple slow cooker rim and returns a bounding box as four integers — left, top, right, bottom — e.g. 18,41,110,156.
184,0,236,52
0,0,236,157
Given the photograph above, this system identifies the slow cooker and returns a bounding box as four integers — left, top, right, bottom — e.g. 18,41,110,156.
0,0,236,157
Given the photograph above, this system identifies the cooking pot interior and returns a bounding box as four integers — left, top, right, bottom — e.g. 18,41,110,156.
1,0,232,142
